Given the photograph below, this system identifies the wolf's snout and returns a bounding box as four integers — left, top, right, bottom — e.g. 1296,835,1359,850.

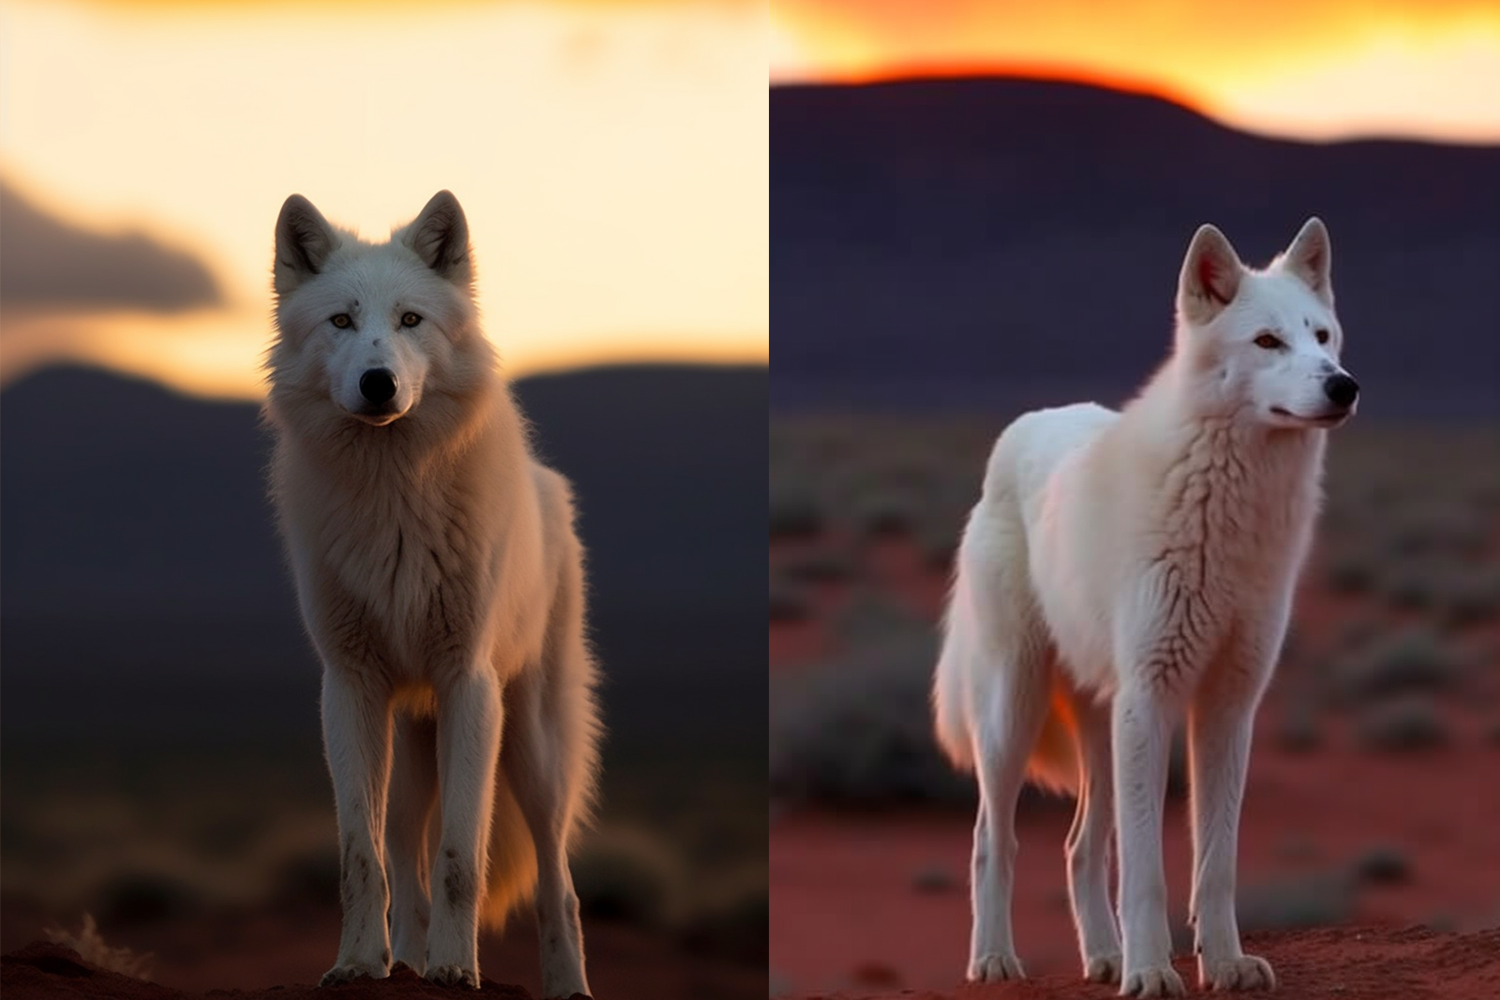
1323,373,1359,408
360,368,398,405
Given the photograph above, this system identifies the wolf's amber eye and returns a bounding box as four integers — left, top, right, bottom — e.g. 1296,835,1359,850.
401,312,423,328
1315,328,1330,344
331,313,352,329
1253,333,1283,350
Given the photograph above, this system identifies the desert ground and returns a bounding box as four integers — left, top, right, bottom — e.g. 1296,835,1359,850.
770,416,1500,998
0,745,765,1000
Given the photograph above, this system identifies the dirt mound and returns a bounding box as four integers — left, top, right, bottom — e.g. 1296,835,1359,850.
774,925,1500,1000
0,941,547,999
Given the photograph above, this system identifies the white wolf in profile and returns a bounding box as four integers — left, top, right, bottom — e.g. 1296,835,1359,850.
265,190,601,996
933,219,1358,996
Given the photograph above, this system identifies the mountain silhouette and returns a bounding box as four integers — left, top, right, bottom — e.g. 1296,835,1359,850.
0,363,766,754
772,77,1500,415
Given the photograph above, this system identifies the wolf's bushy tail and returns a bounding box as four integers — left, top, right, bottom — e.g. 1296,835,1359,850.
932,566,1080,794
1027,688,1080,795
932,585,976,770
480,779,539,930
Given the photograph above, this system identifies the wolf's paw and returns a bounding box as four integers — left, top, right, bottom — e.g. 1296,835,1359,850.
1085,952,1123,984
1120,963,1185,997
968,952,1025,981
425,964,480,989
1200,954,1275,991
318,961,389,986
539,971,591,999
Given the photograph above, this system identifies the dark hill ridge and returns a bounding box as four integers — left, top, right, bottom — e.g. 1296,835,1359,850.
772,76,1500,415
0,362,764,620
0,362,766,752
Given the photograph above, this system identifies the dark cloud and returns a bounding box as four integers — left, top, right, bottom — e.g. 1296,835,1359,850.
0,179,223,315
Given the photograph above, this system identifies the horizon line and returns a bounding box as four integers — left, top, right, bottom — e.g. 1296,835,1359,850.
769,65,1500,147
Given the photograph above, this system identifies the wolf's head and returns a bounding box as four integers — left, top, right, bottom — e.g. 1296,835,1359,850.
1174,217,1358,430
268,191,495,432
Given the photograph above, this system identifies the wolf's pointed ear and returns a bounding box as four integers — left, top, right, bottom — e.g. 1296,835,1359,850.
402,190,471,286
1178,224,1243,326
274,195,340,298
1281,216,1333,305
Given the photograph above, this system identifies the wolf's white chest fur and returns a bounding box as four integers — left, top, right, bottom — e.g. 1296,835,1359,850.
1033,416,1323,696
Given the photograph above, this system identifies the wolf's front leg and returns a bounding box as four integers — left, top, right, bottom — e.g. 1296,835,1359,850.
1113,686,1184,998
426,668,504,988
319,668,395,985
502,670,591,999
1188,672,1275,991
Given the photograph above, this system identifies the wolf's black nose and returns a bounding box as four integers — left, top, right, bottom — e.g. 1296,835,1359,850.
1324,373,1359,408
360,368,398,405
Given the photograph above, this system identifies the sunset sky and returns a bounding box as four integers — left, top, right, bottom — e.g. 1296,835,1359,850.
771,0,1500,143
0,0,767,400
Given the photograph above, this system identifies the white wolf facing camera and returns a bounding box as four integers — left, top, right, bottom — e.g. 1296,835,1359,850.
265,190,601,997
933,218,1358,996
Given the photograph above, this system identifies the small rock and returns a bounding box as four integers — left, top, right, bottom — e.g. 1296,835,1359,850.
911,864,957,894
1276,707,1323,753
850,960,902,988
1353,846,1412,885
1356,698,1449,753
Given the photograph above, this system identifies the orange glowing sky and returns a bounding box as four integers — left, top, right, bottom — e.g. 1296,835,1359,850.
771,0,1500,143
0,0,767,401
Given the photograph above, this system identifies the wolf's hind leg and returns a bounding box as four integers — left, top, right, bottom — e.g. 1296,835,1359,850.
386,713,438,973
967,648,1051,982
1063,692,1121,984
501,658,597,999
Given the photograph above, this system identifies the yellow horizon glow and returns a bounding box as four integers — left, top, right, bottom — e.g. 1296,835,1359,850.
0,307,765,403
770,1,1500,144
0,0,768,399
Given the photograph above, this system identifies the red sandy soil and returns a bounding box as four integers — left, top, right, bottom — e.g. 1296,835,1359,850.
770,925,1500,999
771,536,1500,996
0,903,763,1000
1,940,534,998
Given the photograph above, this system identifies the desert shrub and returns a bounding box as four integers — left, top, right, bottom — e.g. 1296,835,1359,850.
851,488,922,537
1326,556,1378,595
833,589,929,646
1440,569,1500,628
1384,505,1489,560
911,863,959,894
91,871,200,926
1234,871,1356,932
779,548,858,584
1353,845,1412,885
1275,705,1322,753
1382,568,1444,612
571,828,684,927
917,515,964,572
676,878,768,965
274,845,340,907
770,632,971,805
44,914,154,980
769,579,813,623
1334,618,1379,654
769,486,823,539
1356,697,1449,752
1333,628,1463,704
1173,870,1354,952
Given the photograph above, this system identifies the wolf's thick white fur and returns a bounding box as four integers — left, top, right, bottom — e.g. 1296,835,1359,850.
265,191,601,996
933,219,1356,996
